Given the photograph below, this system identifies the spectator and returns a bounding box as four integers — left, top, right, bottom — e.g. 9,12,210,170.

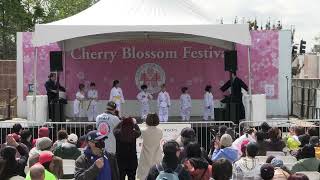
292,144,320,172
30,164,45,180
266,155,275,163
266,127,286,152
232,128,256,157
137,113,163,180
52,130,68,150
183,142,212,180
28,154,40,168
211,134,238,163
95,101,121,154
12,123,23,135
25,151,58,180
260,122,272,139
114,117,141,180
1,133,29,157
299,127,319,147
21,129,33,151
53,133,81,160
211,158,232,180
287,127,304,151
178,127,197,162
146,140,191,180
288,173,309,180
256,131,269,156
240,139,250,157
29,137,52,157
32,127,50,147
49,156,64,179
77,125,94,148
0,159,24,180
75,130,119,180
233,142,261,179
0,138,29,178
270,158,291,179
218,125,228,136
260,163,275,180
310,136,320,159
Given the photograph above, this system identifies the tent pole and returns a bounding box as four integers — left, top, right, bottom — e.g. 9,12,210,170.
33,47,38,122
62,41,66,87
248,46,253,121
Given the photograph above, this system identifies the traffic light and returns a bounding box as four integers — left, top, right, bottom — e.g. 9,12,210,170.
292,45,298,56
299,40,306,54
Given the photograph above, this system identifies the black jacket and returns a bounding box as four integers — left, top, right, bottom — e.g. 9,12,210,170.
114,123,141,170
75,151,119,180
53,142,81,160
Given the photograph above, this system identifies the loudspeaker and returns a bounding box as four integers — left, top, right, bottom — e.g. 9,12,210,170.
50,51,63,72
224,51,237,72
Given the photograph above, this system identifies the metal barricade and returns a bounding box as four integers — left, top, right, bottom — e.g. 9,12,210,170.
239,120,320,136
0,120,235,152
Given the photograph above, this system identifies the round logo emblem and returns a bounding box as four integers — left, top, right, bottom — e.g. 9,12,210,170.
98,122,110,136
135,63,166,94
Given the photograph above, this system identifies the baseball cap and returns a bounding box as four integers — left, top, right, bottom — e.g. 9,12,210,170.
86,130,108,141
68,133,78,144
39,151,53,164
106,101,117,111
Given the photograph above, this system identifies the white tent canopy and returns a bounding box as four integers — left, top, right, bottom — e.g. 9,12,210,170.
31,0,253,121
33,0,251,47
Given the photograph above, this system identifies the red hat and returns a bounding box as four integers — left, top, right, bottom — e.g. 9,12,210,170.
10,133,21,142
39,151,53,164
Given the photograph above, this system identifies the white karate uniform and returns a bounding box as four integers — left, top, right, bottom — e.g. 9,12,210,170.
203,92,214,120
74,91,86,118
137,91,153,120
109,87,125,114
180,93,192,121
157,91,171,122
87,89,98,121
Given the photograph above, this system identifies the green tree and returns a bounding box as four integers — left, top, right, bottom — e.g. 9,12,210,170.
0,0,97,60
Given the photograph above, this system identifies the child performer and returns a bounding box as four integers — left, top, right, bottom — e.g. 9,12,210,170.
87,82,98,121
203,85,214,121
137,84,153,120
109,80,125,115
180,87,192,121
157,84,171,122
74,84,86,120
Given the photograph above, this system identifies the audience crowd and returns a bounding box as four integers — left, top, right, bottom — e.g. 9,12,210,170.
0,103,320,180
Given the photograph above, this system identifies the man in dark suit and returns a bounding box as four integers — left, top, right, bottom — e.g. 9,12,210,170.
220,72,248,124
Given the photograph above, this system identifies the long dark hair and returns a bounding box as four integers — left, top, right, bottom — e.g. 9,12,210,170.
0,146,18,179
118,117,135,143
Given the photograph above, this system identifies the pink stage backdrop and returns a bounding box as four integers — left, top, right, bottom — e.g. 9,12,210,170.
22,31,279,100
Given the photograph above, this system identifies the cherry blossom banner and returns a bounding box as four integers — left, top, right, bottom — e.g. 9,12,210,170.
22,31,279,100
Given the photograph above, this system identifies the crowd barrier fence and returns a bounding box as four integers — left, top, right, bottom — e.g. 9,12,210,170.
0,121,236,151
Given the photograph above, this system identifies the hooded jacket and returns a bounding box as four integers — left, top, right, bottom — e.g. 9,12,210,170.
211,147,238,163
184,157,212,180
291,157,320,172
53,141,81,160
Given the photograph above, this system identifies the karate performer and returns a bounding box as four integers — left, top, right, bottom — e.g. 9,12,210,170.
87,82,98,121
137,84,153,120
74,84,86,119
109,80,125,115
157,84,171,122
203,85,214,121
180,87,192,121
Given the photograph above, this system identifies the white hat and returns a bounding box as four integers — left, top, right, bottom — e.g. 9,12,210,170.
68,133,78,144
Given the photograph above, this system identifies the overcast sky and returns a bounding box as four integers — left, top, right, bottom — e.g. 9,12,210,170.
192,0,320,51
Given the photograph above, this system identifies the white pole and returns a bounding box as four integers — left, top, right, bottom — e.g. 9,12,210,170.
33,47,38,122
62,41,66,87
248,47,253,121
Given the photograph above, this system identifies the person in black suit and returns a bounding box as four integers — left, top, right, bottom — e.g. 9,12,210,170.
220,72,248,124
45,73,58,119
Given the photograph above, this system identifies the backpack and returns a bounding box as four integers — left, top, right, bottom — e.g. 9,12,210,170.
156,164,183,180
